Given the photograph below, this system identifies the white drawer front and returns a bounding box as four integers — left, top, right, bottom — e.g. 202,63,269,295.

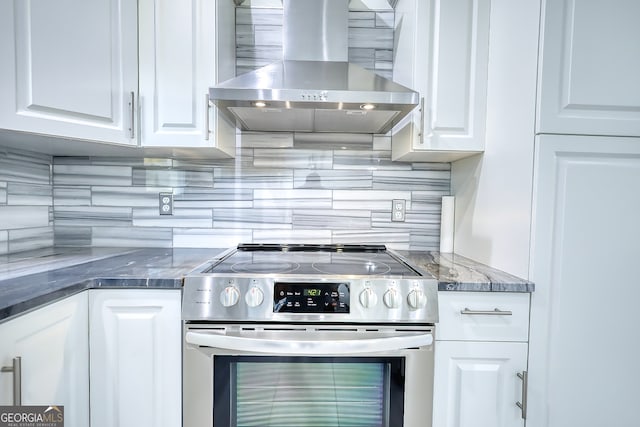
436,292,530,342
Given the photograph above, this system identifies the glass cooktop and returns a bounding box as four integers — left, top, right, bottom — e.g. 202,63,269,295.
203,244,421,277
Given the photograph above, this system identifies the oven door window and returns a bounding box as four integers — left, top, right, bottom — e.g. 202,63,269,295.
214,356,405,427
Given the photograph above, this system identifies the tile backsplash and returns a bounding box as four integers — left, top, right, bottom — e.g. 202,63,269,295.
0,147,54,255
53,135,450,251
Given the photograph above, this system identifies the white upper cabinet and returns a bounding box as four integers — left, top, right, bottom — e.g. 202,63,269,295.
537,0,640,136
392,0,491,162
138,0,236,154
0,0,138,145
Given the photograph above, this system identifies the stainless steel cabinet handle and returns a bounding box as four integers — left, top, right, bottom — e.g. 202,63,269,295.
418,96,425,144
128,91,135,139
516,370,528,419
204,93,210,140
460,308,513,316
1,356,22,405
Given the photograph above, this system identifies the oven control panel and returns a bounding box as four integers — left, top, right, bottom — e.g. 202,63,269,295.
183,275,439,323
273,282,350,313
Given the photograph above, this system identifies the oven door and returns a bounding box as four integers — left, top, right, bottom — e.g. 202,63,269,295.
183,324,434,427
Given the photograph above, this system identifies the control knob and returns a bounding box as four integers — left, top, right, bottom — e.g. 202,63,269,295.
407,288,428,309
245,286,264,307
383,288,400,309
220,286,240,307
359,287,378,308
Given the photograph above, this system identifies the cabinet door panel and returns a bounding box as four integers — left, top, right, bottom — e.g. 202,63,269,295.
430,0,490,141
528,135,640,427
89,290,181,427
0,293,89,427
138,0,236,153
0,0,138,145
537,0,640,136
392,0,490,159
433,341,527,427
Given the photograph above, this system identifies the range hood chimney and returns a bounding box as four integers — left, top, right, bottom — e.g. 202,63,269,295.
210,0,419,134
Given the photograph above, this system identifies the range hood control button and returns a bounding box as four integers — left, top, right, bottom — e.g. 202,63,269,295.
220,286,240,307
359,287,378,308
407,289,427,309
383,288,400,309
245,286,264,307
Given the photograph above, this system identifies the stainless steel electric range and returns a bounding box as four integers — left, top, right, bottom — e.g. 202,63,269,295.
182,244,438,427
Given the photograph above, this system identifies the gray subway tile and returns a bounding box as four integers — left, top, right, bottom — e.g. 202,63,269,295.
54,165,132,186
8,226,54,253
253,149,333,169
92,226,173,248
54,206,132,227
132,208,213,228
7,183,53,206
54,187,91,206
173,228,252,248
0,206,50,230
132,169,213,188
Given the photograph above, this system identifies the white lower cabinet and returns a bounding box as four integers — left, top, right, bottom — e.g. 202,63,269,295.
433,341,527,427
0,293,89,427
433,292,530,427
89,289,182,427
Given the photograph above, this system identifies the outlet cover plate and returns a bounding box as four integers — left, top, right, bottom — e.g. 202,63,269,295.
391,199,405,222
159,192,173,215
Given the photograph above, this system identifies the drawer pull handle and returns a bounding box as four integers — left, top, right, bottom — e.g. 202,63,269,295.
1,356,22,405
460,308,513,316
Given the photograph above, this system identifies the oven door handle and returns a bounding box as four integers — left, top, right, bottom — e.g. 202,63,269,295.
185,331,433,355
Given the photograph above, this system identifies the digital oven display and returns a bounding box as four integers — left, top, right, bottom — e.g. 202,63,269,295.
273,282,350,313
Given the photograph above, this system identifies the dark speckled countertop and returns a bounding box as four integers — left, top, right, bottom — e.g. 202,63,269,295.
0,247,533,323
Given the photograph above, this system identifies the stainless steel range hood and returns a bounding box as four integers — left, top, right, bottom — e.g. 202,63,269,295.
210,0,419,134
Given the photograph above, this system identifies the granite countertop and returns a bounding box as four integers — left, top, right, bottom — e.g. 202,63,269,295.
0,247,227,323
399,251,534,292
0,247,533,323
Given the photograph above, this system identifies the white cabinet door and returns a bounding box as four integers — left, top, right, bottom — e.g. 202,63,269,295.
392,0,491,161
138,0,236,154
0,293,89,427
0,0,138,145
528,135,640,427
433,341,527,427
89,289,181,427
537,0,640,136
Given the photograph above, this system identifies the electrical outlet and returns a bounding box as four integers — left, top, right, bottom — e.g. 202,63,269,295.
391,199,406,222
159,192,173,215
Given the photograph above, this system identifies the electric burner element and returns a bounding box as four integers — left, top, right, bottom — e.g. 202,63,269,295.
312,260,391,275
231,261,300,274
